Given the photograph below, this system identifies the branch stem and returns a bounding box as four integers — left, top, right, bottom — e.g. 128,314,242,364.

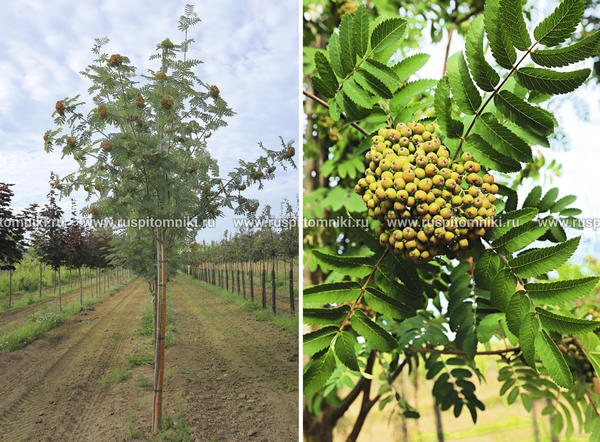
303,90,369,136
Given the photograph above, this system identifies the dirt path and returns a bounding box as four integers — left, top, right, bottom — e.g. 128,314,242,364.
0,275,298,441
0,278,119,336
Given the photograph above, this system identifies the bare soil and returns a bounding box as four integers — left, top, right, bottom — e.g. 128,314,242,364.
0,275,298,441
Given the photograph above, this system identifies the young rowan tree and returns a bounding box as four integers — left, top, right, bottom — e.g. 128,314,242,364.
44,5,295,432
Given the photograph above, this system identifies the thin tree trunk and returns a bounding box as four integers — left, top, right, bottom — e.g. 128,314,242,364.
289,262,294,315
271,260,276,314
39,263,43,299
8,269,12,308
250,265,254,301
547,398,559,442
434,403,444,442
531,399,540,442
58,267,62,312
152,236,167,432
79,268,83,308
262,262,266,309
242,262,246,299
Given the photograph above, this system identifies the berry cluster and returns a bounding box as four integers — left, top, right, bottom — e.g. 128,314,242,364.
355,121,498,262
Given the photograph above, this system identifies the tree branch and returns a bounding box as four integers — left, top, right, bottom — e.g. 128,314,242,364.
303,90,369,136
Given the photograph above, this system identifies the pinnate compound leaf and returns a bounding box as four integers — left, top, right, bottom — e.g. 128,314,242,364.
509,236,580,278
500,0,532,50
350,309,397,351
447,52,481,115
535,330,573,389
534,0,585,47
466,15,500,92
484,0,516,69
516,67,590,95
526,277,600,304
335,331,359,371
531,31,600,67
304,348,337,396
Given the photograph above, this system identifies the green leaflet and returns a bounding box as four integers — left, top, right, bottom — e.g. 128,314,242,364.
535,330,573,389
311,77,335,100
536,308,600,334
390,79,438,112
508,236,580,278
352,4,369,60
474,249,502,290
477,313,503,343
342,77,373,109
474,113,532,162
533,0,585,47
531,31,600,67
327,33,345,78
364,287,412,320
494,90,555,137
335,330,359,371
303,281,362,306
303,326,338,355
392,53,430,82
434,77,464,138
506,290,531,337
314,52,338,98
464,134,521,173
519,311,539,368
355,69,391,99
465,15,499,92
484,0,516,69
447,52,481,115
350,309,397,351
304,348,337,396
538,187,559,212
492,221,548,255
516,67,590,95
500,0,532,50
362,58,401,96
523,185,542,208
370,17,407,56
339,13,355,75
304,305,351,325
491,267,517,312
487,208,539,241
526,277,599,304
312,250,377,277
551,195,577,213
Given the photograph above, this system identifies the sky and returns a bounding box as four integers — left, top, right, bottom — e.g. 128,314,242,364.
0,0,299,243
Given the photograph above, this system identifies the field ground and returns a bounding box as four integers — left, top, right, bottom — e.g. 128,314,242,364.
333,359,589,442
0,275,298,441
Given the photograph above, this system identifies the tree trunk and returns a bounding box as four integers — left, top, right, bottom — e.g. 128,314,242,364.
547,398,559,442
241,262,246,299
434,402,444,442
39,263,43,299
53,270,56,295
8,269,12,308
531,399,540,442
289,262,294,315
271,261,276,314
250,265,254,301
236,263,240,294
152,237,167,433
58,267,62,312
79,268,83,308
262,262,266,309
